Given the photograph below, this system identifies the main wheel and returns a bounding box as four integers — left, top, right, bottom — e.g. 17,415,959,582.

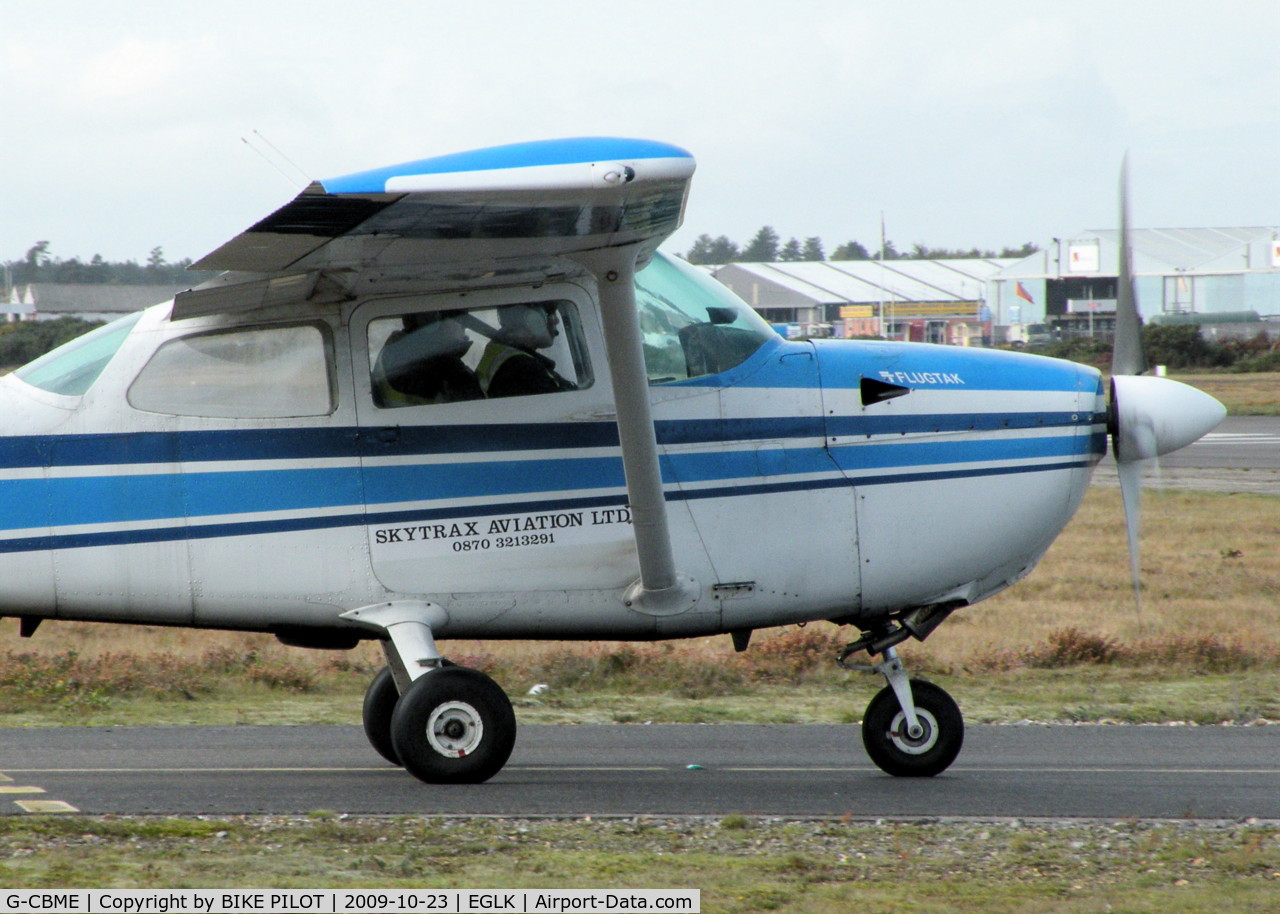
861,679,963,777
362,666,402,765
390,665,516,784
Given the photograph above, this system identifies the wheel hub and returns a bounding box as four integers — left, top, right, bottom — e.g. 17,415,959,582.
426,700,485,758
888,709,939,755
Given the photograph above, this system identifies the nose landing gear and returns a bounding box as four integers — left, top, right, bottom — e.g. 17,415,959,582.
840,629,964,777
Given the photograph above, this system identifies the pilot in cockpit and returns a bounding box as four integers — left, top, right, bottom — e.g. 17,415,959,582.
476,303,577,398
373,310,484,407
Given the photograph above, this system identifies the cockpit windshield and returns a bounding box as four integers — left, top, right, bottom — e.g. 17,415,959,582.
635,252,775,384
13,313,142,397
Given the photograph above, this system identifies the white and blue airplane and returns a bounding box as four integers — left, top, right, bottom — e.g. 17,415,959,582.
0,138,1224,783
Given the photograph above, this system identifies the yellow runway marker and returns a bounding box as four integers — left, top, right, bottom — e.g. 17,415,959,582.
15,800,79,814
0,773,12,782
0,786,45,794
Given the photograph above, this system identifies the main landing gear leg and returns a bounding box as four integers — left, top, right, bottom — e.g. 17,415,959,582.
341,602,516,784
839,628,964,777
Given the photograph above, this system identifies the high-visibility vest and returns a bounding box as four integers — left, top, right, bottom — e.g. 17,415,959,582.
372,350,427,407
475,342,523,395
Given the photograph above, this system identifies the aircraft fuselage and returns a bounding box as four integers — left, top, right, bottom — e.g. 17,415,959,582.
0,253,1106,644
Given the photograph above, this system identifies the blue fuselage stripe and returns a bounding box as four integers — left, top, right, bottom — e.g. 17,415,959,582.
0,427,1101,534
0,412,1098,469
361,457,626,505
0,468,364,531
0,457,1097,556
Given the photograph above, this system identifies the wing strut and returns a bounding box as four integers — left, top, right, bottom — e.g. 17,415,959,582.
573,245,699,615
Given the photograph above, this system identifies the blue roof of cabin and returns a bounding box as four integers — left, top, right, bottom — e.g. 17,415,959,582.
322,137,692,194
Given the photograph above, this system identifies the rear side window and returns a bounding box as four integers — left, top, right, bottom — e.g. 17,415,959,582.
129,323,334,418
14,313,142,396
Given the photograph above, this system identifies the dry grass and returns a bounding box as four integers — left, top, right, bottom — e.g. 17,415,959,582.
0,486,1277,723
910,486,1280,672
1173,371,1280,415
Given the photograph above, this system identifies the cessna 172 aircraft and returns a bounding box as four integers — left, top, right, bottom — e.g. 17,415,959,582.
0,138,1224,783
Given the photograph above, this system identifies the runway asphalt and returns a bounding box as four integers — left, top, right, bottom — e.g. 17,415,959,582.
1091,415,1280,494
3,723,1278,820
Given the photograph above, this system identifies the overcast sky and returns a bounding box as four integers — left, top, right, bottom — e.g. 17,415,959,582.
3,1,1278,267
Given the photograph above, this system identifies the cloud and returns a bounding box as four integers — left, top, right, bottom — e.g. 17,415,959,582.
2,0,1279,263
75,38,188,110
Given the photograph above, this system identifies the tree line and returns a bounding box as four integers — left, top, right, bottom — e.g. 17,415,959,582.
0,317,104,368
6,235,1042,283
3,242,218,287
685,227,1041,265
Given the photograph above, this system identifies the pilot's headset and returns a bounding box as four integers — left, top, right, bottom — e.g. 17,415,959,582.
406,310,471,359
500,303,559,347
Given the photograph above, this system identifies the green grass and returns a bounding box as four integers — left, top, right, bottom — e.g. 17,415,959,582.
1,656,1277,728
2,815,1280,912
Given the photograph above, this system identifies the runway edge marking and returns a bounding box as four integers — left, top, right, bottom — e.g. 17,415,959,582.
1,770,79,814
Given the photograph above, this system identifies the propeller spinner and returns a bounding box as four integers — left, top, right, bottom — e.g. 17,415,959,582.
1107,156,1226,605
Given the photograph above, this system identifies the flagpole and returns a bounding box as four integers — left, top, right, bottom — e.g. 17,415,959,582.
878,212,886,339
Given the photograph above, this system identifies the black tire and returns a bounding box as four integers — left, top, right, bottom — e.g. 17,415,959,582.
362,666,402,765
861,679,963,777
390,665,516,784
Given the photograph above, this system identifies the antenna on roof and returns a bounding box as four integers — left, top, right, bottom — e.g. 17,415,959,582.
241,130,311,190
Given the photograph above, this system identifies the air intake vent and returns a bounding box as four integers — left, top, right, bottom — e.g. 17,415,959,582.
860,376,912,407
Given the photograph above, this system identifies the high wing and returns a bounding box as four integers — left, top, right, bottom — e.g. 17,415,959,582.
179,135,698,614
175,137,694,320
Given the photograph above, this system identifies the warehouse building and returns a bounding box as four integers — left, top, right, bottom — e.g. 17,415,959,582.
0,282,190,323
991,227,1280,341
711,258,1012,345
708,226,1280,346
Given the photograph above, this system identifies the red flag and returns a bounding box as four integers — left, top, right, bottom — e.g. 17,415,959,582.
1015,282,1034,304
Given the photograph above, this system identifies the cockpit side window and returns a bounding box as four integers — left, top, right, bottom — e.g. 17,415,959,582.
128,322,334,418
635,252,775,384
368,300,592,409
13,312,143,397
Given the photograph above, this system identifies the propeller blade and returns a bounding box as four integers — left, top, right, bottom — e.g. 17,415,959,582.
1108,154,1147,606
1117,458,1144,613
1105,155,1225,609
1109,373,1225,608
1112,154,1147,378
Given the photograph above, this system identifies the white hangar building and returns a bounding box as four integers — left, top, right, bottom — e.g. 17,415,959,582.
991,227,1280,328
0,282,190,323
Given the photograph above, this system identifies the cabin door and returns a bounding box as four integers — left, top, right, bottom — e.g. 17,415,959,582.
349,285,646,597
652,345,861,626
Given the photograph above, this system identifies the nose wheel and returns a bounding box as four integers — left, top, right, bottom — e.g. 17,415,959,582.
841,636,964,777
861,678,963,777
